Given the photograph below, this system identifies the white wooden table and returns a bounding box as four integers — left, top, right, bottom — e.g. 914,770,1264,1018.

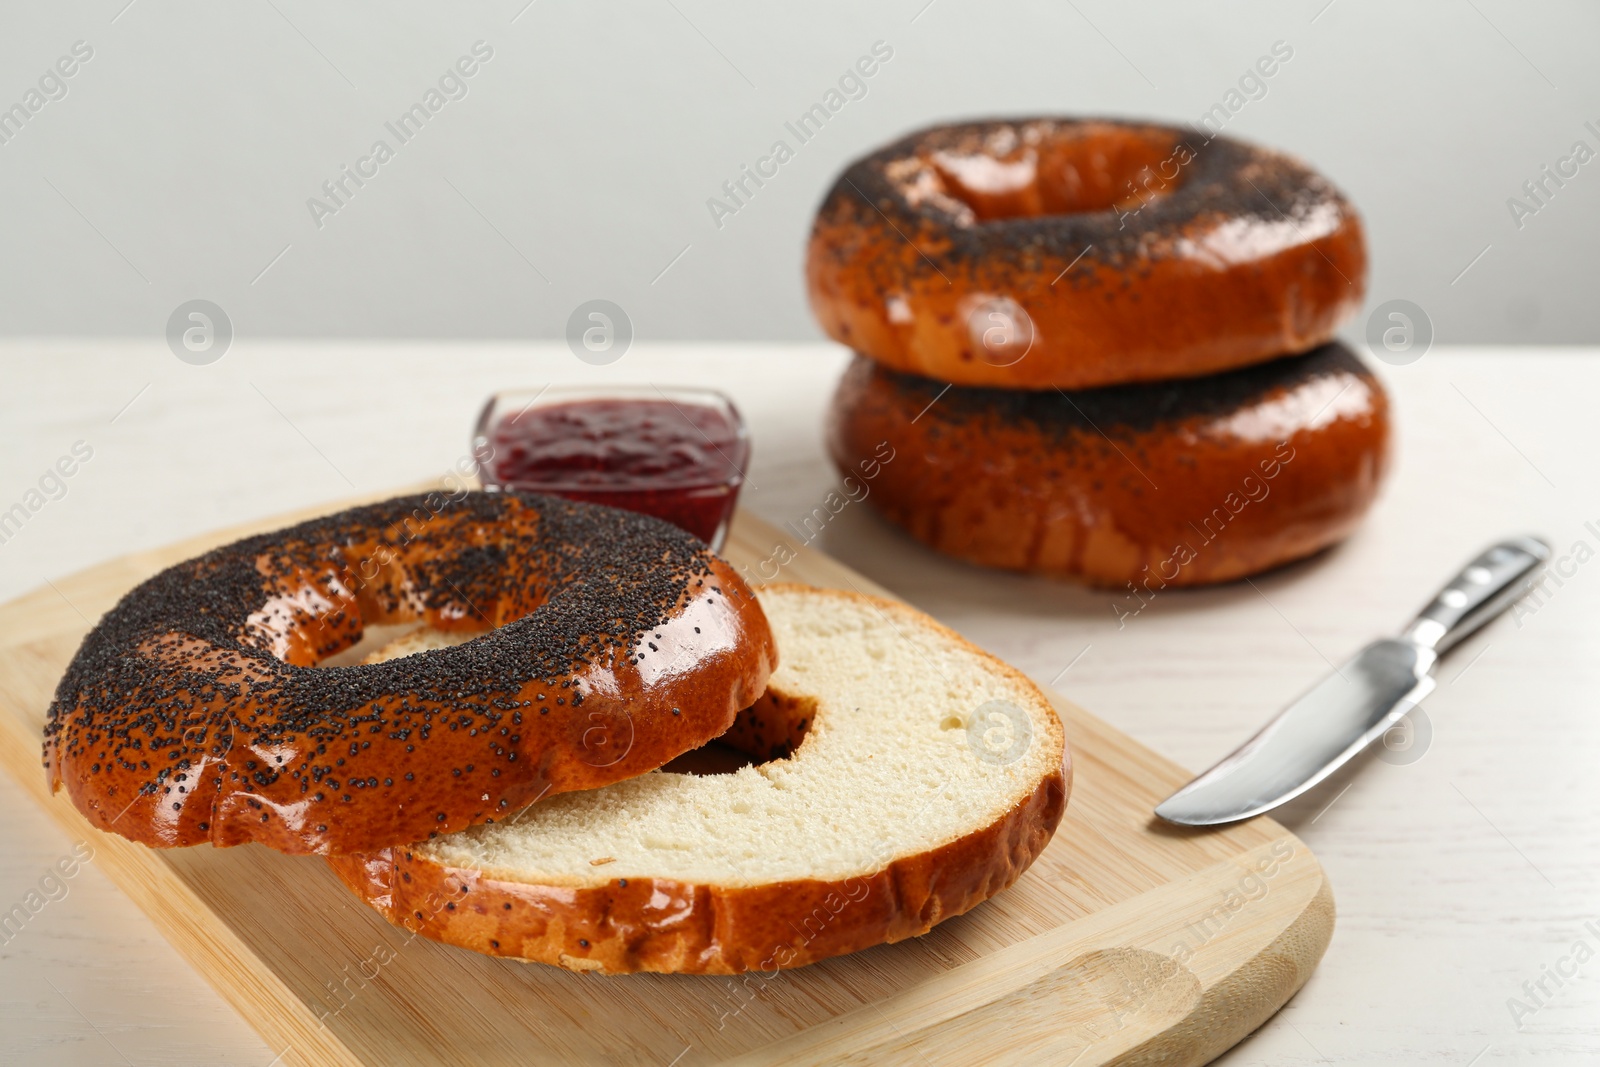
1,341,1596,1066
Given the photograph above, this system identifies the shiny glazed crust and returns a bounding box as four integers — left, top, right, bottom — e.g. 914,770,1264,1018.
328,585,1071,975
43,492,777,854
827,345,1391,587
807,118,1367,389
327,770,1066,975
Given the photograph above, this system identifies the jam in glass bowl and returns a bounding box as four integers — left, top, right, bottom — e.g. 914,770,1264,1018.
472,386,749,551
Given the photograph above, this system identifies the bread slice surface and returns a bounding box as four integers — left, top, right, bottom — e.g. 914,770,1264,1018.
329,583,1070,973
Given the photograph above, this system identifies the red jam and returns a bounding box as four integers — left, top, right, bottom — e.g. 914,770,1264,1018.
478,396,748,547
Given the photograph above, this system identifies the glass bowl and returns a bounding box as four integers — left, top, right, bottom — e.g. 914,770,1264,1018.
471,385,749,551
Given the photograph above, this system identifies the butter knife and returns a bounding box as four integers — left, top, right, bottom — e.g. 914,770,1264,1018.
1155,536,1551,826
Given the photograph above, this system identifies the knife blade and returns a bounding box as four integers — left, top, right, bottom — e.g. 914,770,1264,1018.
1155,536,1551,826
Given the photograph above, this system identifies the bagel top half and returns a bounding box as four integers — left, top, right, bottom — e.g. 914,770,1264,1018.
43,491,776,855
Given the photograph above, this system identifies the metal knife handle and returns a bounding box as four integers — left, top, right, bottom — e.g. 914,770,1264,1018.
1399,536,1551,654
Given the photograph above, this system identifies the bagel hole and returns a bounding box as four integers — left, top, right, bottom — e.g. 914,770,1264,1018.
658,740,759,776
314,622,496,667
930,124,1189,222
315,620,438,667
319,624,814,778
288,534,544,668
661,688,817,777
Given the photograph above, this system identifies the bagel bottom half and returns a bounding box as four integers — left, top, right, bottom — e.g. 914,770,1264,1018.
328,584,1069,975
827,343,1391,588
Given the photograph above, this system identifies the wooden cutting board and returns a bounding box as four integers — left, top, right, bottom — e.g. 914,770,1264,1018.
0,490,1332,1067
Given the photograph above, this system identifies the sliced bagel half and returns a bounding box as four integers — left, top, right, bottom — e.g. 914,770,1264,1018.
327,583,1070,975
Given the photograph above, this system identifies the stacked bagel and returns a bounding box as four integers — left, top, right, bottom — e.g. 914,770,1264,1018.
810,118,1391,587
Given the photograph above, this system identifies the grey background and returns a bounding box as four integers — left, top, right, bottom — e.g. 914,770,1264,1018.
1,0,1596,345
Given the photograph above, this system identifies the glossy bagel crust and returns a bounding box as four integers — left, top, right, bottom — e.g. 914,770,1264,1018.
327,772,1065,976
43,491,776,854
827,344,1391,587
807,117,1367,389
328,585,1070,975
